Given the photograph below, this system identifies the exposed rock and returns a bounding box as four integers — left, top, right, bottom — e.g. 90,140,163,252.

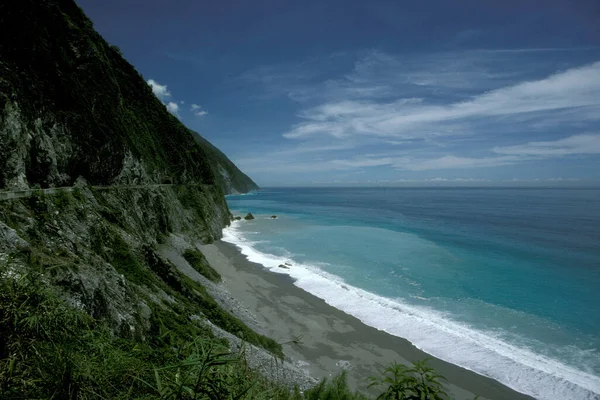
285,262,292,266
234,216,242,221
270,215,278,219
202,319,317,391
278,264,290,269
0,222,29,252
244,212,255,220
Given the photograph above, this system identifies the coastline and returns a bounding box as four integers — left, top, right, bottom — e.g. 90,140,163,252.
199,240,534,400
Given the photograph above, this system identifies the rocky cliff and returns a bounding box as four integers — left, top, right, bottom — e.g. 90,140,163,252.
0,0,257,194
0,0,260,345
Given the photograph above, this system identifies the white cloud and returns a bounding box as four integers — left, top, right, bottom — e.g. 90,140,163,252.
147,79,172,101
191,104,208,117
284,62,600,140
235,51,600,181
166,102,180,116
493,133,600,156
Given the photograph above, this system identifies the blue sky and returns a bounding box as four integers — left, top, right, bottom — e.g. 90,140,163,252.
77,0,600,186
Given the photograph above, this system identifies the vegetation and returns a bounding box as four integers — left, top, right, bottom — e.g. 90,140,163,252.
183,248,222,283
0,0,255,194
0,261,454,399
0,262,282,399
86,222,282,358
368,361,448,400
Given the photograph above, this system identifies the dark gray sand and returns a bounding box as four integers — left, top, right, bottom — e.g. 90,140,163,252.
199,241,533,400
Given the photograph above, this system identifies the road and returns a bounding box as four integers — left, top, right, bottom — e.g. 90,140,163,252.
0,184,211,201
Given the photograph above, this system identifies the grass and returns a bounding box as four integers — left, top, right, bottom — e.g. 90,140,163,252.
183,248,221,283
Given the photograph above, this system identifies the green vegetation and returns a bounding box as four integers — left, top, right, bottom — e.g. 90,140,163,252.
183,248,222,283
87,223,282,357
368,360,448,400
0,262,454,400
54,190,73,209
0,263,281,399
305,372,367,400
0,0,257,194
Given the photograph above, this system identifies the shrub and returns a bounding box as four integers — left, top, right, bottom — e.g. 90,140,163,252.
183,248,221,283
368,359,449,400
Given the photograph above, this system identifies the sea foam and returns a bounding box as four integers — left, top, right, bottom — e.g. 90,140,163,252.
222,220,600,400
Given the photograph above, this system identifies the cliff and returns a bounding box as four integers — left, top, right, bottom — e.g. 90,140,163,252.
0,0,271,389
0,0,256,195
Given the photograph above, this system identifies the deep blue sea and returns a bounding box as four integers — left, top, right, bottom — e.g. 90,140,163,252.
223,187,600,400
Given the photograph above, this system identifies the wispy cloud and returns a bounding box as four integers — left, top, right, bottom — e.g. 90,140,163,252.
329,154,521,171
233,49,600,182
284,61,600,140
493,133,600,156
191,104,208,117
239,50,514,104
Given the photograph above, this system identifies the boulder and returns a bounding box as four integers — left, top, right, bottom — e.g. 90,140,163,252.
284,263,292,266
270,215,278,219
278,264,290,269
233,216,242,221
244,213,255,220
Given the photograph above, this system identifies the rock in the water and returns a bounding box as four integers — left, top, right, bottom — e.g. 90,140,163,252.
278,264,290,269
234,216,242,220
270,215,278,219
244,213,255,220
284,263,292,266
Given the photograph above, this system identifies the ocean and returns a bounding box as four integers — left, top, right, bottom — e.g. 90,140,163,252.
223,187,600,400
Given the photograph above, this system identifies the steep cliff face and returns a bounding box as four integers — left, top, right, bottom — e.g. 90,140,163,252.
0,0,256,194
0,0,257,339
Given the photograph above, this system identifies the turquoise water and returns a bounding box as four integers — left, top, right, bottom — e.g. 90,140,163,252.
223,188,600,400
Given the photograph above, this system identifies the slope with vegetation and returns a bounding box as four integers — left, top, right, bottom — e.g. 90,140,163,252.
0,0,451,399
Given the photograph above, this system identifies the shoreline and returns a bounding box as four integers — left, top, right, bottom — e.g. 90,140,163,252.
199,239,534,400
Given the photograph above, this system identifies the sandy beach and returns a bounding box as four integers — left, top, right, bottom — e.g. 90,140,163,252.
197,240,534,400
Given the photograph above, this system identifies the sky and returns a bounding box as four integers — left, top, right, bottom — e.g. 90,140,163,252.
76,0,600,186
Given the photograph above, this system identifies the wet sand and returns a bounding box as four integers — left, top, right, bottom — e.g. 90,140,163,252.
199,240,534,400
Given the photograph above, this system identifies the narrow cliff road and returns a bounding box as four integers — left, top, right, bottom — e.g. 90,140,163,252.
0,184,212,201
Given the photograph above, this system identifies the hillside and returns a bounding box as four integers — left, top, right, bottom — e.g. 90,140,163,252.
0,0,280,397
0,0,255,195
194,134,259,194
